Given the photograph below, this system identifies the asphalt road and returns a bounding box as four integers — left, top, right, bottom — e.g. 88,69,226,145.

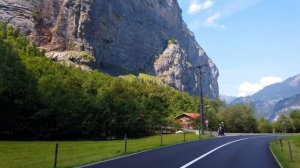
81,135,280,168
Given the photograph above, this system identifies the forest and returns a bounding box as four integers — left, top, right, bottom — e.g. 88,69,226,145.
0,23,299,140
0,23,223,139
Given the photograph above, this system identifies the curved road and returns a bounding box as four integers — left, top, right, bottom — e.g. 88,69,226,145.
81,135,280,168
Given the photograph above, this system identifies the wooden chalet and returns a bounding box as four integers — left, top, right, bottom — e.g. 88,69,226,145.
175,112,200,129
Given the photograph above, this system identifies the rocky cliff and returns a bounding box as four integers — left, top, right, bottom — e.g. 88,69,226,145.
0,0,219,98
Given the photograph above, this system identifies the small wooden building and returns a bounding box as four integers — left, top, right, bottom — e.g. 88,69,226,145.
175,112,200,129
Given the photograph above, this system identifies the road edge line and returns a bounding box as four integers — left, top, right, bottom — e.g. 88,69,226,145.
269,142,283,168
180,137,249,168
78,137,216,168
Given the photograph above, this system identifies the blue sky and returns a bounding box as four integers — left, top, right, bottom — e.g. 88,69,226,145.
177,0,300,96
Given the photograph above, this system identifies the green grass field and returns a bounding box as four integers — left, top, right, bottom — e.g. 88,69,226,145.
270,135,300,168
0,133,209,168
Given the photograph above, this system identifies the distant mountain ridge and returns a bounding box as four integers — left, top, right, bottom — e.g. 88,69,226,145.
251,74,300,101
220,95,237,104
272,93,300,119
232,73,300,121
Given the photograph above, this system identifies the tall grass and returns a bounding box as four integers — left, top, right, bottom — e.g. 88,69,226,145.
0,133,209,168
270,135,300,168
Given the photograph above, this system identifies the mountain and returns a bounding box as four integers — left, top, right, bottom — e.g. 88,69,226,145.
0,0,219,98
250,74,300,101
219,95,237,104
1,23,218,139
272,93,300,120
232,74,300,120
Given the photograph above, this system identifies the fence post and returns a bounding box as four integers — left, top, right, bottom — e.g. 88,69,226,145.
53,143,58,168
124,133,127,153
183,130,186,142
160,126,163,146
279,139,283,151
288,141,293,161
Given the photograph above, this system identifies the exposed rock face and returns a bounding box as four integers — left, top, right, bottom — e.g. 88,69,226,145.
154,42,218,98
45,51,95,71
0,0,219,98
0,0,94,69
272,93,300,120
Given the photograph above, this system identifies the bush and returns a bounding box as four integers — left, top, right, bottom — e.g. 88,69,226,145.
167,37,177,46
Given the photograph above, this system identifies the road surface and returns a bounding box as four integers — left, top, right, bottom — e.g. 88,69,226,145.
81,135,280,168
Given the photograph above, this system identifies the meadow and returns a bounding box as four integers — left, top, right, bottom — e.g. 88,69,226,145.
0,133,209,168
270,135,300,168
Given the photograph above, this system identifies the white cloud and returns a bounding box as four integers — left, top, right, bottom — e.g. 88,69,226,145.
238,82,262,97
202,0,213,9
188,0,213,14
204,12,225,28
238,76,283,97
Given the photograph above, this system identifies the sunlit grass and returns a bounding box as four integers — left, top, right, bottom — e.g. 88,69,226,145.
0,133,209,168
270,135,300,168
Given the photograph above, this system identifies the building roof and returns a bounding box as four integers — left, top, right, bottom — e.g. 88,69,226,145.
175,112,200,119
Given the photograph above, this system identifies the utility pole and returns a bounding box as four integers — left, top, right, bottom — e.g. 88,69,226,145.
192,64,208,136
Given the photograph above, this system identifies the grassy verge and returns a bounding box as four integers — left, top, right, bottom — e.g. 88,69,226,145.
0,133,210,168
270,135,300,168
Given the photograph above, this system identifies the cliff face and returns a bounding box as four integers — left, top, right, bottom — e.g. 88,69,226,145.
0,0,219,98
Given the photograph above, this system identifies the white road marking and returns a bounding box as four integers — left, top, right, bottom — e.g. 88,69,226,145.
180,137,249,168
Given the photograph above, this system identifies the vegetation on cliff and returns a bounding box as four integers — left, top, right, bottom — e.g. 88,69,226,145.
0,23,224,140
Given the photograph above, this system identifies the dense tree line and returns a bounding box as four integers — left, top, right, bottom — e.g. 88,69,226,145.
272,110,300,133
218,105,300,134
217,104,258,133
0,23,212,140
216,104,300,134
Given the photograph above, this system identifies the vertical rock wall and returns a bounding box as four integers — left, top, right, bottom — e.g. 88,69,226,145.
0,0,219,98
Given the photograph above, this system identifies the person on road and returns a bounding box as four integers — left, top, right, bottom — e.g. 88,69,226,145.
221,122,225,136
218,122,225,136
